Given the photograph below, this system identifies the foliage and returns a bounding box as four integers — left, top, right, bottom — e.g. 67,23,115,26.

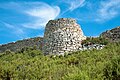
81,37,109,45
0,42,120,80
103,56,120,80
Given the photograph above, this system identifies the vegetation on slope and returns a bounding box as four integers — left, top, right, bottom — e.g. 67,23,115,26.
0,37,43,53
0,42,120,80
81,37,109,45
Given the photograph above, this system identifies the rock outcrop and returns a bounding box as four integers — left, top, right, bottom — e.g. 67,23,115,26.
0,37,43,53
42,18,86,55
100,26,120,42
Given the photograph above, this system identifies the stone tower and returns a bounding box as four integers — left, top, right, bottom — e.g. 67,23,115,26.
42,18,86,55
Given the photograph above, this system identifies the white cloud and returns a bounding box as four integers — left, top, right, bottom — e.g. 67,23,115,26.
0,2,60,29
58,0,85,17
0,21,25,38
23,3,60,29
62,0,85,11
96,0,120,22
72,0,120,23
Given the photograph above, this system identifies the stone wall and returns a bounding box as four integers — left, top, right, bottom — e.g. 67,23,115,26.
0,37,43,53
42,18,86,55
100,26,120,42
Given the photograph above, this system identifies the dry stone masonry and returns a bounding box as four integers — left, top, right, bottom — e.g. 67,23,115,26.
42,18,86,55
100,26,120,42
0,18,108,54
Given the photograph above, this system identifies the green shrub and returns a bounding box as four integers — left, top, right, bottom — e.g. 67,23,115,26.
81,37,109,45
0,42,120,80
103,56,120,80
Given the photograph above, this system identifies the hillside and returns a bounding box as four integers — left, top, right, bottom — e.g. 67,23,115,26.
0,0,120,79
0,19,120,80
100,26,120,42
0,42,120,80
0,37,43,53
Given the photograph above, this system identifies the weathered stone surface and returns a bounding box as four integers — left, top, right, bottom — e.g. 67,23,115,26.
82,44,105,50
100,26,120,42
0,18,107,54
42,18,86,55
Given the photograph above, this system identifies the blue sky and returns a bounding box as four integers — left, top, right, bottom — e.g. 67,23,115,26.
0,0,120,44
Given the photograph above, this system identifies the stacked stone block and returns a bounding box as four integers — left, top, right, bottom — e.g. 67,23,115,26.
42,18,86,55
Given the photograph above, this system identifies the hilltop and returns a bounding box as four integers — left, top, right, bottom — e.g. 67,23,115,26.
0,25,119,54
100,26,120,42
1,18,118,54
0,37,43,53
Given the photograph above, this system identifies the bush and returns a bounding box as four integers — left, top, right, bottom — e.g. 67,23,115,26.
81,37,109,45
103,56,120,80
5,50,12,55
0,42,120,80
